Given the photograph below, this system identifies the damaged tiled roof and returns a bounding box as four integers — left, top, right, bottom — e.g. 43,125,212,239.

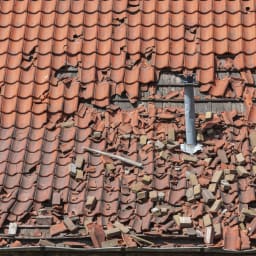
0,104,256,250
1,0,256,252
1,0,256,107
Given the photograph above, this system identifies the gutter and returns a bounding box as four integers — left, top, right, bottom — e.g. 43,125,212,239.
0,246,256,255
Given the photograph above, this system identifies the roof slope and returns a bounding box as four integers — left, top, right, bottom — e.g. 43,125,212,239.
0,0,256,251
0,104,255,250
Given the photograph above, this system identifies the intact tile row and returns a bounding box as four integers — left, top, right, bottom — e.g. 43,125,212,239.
0,0,256,106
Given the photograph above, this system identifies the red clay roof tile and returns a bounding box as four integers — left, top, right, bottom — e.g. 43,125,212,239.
1,0,256,107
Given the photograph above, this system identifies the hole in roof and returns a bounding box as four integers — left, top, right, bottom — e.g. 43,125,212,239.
245,6,250,11
158,70,196,85
55,65,78,79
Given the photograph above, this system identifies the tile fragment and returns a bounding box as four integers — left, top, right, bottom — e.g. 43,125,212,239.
203,214,212,227
217,150,228,164
87,223,105,248
142,175,152,184
36,216,53,225
209,199,222,213
151,207,161,216
131,182,144,193
188,172,198,186
69,163,77,177
186,187,194,202
236,153,245,164
204,226,214,244
167,128,175,142
85,196,97,210
208,183,217,193
237,166,249,177
50,222,68,236
104,228,121,239
182,154,198,162
39,239,55,247
75,155,85,169
75,169,84,180
213,223,222,240
202,189,215,205
140,135,147,145
8,223,18,236
64,216,77,232
60,120,75,128
137,191,148,200
224,226,241,250
149,191,158,201
193,184,201,198
211,170,223,183
101,239,120,247
179,217,192,228
155,140,165,150
249,130,256,147
205,112,212,120
113,221,130,234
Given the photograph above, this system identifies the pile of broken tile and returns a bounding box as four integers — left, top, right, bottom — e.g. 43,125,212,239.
0,105,256,251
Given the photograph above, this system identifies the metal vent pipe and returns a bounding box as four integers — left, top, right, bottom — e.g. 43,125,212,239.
184,86,196,145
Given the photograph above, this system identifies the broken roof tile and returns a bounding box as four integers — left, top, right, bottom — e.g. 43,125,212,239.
0,1,256,251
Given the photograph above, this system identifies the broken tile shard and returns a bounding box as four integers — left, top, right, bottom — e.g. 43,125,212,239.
211,170,223,183
209,199,222,213
104,228,121,239
168,128,175,142
36,216,53,226
69,163,77,177
85,196,97,210
213,223,222,239
194,184,201,198
237,166,249,177
188,172,198,186
75,155,85,169
155,140,165,150
8,223,18,236
142,175,152,184
202,189,215,205
179,217,192,228
50,222,68,236
236,153,245,164
131,182,144,193
113,221,129,234
204,226,214,244
64,217,77,232
149,190,158,201
203,214,212,227
137,191,148,200
140,135,147,145
249,130,256,148
101,239,120,248
217,149,228,164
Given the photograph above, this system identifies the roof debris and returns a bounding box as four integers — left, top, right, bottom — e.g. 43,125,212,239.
0,105,255,251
